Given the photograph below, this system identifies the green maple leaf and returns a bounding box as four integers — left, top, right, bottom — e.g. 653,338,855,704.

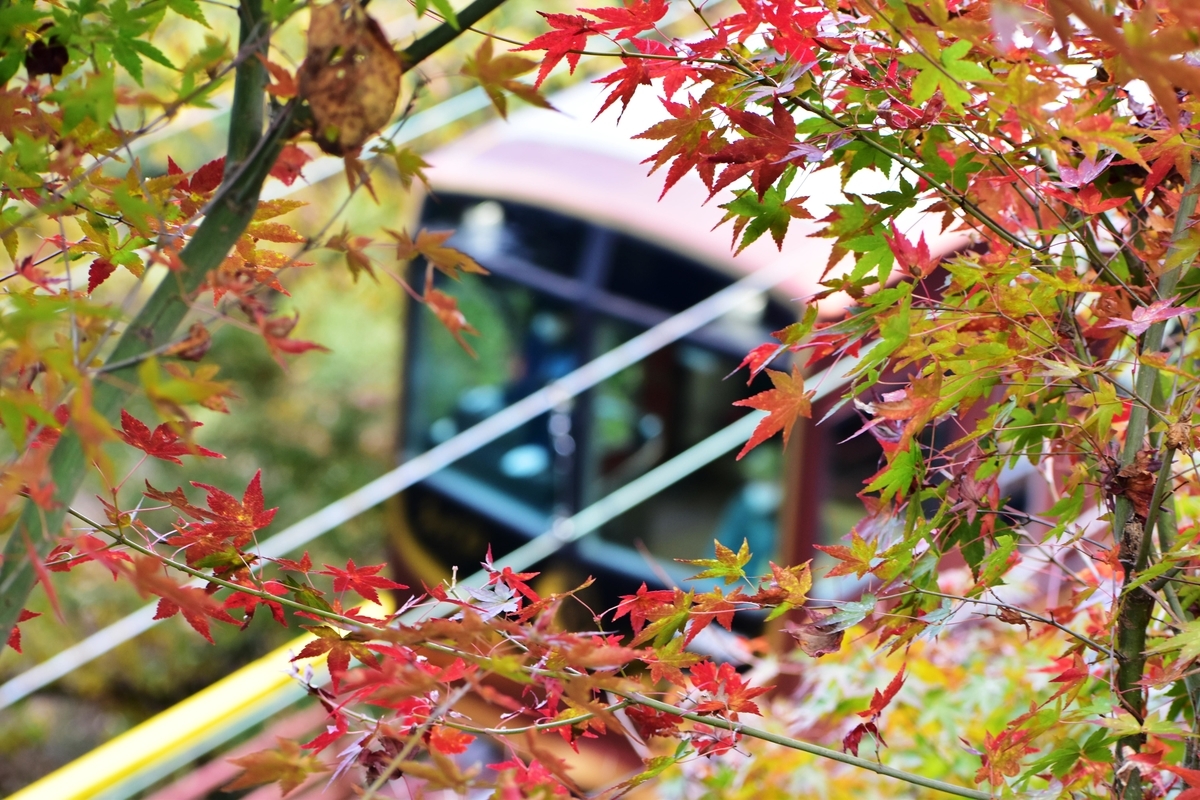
971,535,1018,594
1147,619,1200,665
680,539,751,585
165,0,208,26
718,172,812,252
904,40,992,112
865,439,920,503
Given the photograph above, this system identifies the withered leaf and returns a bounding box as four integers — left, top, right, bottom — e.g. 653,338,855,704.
25,31,69,78
164,322,212,361
298,0,402,155
1110,448,1162,519
786,609,845,658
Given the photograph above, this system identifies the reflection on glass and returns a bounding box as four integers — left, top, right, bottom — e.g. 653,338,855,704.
406,274,578,516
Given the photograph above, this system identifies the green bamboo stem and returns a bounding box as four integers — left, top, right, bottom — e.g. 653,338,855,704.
0,0,514,650
0,0,274,643
1113,159,1200,790
398,0,511,69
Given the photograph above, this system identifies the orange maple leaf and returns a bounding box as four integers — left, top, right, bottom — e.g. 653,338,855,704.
733,365,813,459
225,738,328,796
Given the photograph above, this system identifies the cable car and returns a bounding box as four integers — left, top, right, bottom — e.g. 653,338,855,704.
387,84,962,630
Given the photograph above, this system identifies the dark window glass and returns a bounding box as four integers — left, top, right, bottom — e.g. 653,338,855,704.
583,316,784,580
404,273,580,519
605,236,729,314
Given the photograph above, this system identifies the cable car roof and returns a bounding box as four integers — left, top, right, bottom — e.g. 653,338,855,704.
423,81,969,316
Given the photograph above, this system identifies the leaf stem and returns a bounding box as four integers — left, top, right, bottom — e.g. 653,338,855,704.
910,587,1115,658
611,691,992,800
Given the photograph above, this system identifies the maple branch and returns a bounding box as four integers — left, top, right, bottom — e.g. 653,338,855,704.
466,27,733,65
907,587,1115,659
784,95,1040,253
612,692,992,800
444,701,630,736
1112,159,1200,787
60,506,389,628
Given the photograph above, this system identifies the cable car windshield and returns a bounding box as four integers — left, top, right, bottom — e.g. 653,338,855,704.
402,196,795,580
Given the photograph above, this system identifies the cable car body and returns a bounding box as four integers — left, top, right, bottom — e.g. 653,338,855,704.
389,84,964,629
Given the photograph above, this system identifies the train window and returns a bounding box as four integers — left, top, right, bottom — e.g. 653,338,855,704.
402,199,813,596
405,272,580,518
583,315,784,578
606,236,730,314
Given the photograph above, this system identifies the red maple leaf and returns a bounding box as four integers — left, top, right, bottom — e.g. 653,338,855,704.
1101,295,1196,337
87,257,116,293
685,587,742,646
292,625,379,690
613,582,678,634
732,342,782,385
189,156,225,194
16,256,63,290
429,725,475,755
708,101,805,198
116,410,224,465
594,57,652,120
861,665,906,719
516,12,604,87
153,588,238,644
224,579,288,628
166,155,189,191
624,704,682,740
256,54,298,98
255,312,329,366
690,660,770,719
425,288,480,357
634,96,720,197
733,365,813,459
594,40,695,121
843,666,905,755
581,0,668,39
882,223,935,278
269,144,311,186
1163,764,1200,800
274,551,313,574
1043,184,1129,214
483,546,541,603
317,558,407,605
63,533,134,578
301,713,348,754
160,471,277,552
5,609,39,653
